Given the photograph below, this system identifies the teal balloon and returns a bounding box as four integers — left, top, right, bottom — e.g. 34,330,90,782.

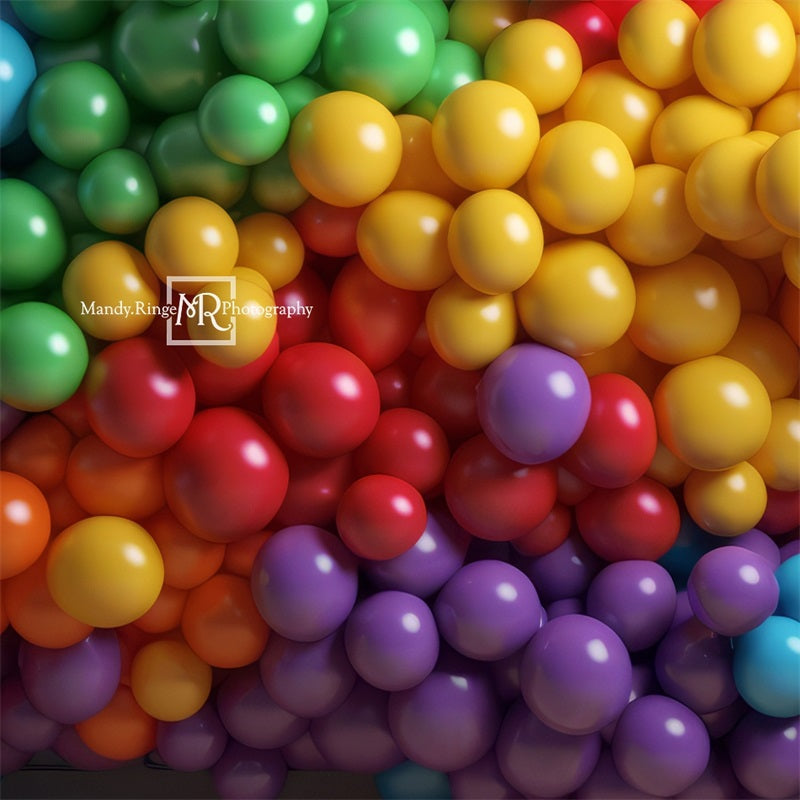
78,148,159,234
23,157,91,233
275,75,328,120
111,0,233,114
217,0,328,84
0,301,89,412
409,0,449,40
198,75,290,166
658,513,721,589
0,21,37,143
0,179,67,291
10,0,110,41
320,0,436,111
27,60,130,170
32,25,114,74
376,761,452,800
404,38,483,120
775,555,799,621
146,111,249,208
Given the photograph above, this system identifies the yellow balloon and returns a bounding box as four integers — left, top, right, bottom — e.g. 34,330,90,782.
683,461,768,537
46,516,164,628
236,212,304,290
130,638,212,722
647,439,692,488
749,397,800,490
753,90,800,136
755,130,800,238
782,236,800,288
720,224,789,259
425,276,517,370
654,355,772,471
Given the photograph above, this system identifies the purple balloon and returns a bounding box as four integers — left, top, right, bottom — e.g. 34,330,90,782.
688,546,779,636
156,702,228,772
586,560,677,651
496,699,602,798
0,739,30,776
251,525,358,642
448,750,522,799
654,617,739,715
611,695,710,797
259,629,355,719
281,730,330,771
699,698,747,739
54,726,132,771
673,747,743,799
520,614,632,735
730,528,781,570
364,507,470,598
490,648,523,705
728,710,800,800
780,539,800,562
310,681,404,773
0,676,62,752
600,662,657,743
216,664,308,750
434,560,542,662
345,590,439,692
547,597,583,618
211,741,287,800
522,532,604,603
18,629,121,724
477,343,592,465
576,748,657,799
671,590,694,629
387,653,501,772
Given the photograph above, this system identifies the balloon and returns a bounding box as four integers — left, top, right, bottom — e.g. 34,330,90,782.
0,471,50,580
18,629,121,724
156,702,228,772
0,676,63,753
211,740,287,800
53,726,130,771
775,555,800,621
521,532,604,603
0,21,36,142
376,759,452,800
1,413,74,493
448,750,520,799
235,212,304,291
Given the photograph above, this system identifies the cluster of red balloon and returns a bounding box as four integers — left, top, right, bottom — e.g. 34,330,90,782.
1,0,799,798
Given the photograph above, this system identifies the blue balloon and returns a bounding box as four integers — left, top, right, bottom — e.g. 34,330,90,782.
733,615,800,718
375,759,452,800
658,512,720,589
0,21,37,142
775,555,800,622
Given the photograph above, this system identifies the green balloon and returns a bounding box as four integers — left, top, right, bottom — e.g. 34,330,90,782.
68,230,116,261
23,157,91,233
27,60,130,170
146,111,249,209
198,75,290,166
77,148,159,234
124,122,157,157
404,38,483,120
10,0,110,41
250,143,309,215
321,0,436,111
0,301,89,412
275,75,327,120
33,25,114,74
0,179,67,292
111,0,233,114
409,0,449,40
217,0,328,84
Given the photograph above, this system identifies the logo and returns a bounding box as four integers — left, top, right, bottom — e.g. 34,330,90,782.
166,276,237,347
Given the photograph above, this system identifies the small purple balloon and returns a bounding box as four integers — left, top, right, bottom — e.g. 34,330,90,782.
586,560,677,651
387,653,501,772
673,747,743,800
700,698,747,740
780,539,800,562
496,699,602,798
687,545,779,636
448,750,522,799
310,681,405,773
654,617,739,715
600,662,657,744
671,590,694,629
547,597,583,618
251,525,358,642
477,343,592,465
345,590,439,692
364,507,470,598
18,629,121,724
730,528,781,570
211,741,287,800
216,664,308,750
281,730,330,771
611,695,710,798
54,726,132,771
522,532,604,603
156,702,228,772
520,614,632,735
434,560,542,662
728,710,800,800
575,748,657,799
259,629,355,719
0,676,62,752
0,739,30,776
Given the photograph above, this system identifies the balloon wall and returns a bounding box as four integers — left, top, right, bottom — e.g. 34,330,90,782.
1,0,798,798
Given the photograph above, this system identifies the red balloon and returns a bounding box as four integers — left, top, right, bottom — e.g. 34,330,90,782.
262,342,380,458
410,352,482,444
291,197,363,258
374,354,419,411
84,337,195,458
336,474,427,561
590,0,637,27
527,1,618,67
163,407,289,543
329,257,424,371
272,267,329,349
758,488,800,536
354,407,449,496
560,373,657,489
512,502,572,557
444,434,558,542
556,465,594,506
576,477,680,562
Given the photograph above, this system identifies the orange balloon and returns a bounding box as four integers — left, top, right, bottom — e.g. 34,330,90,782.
181,574,269,669
117,624,157,688
65,434,165,519
143,508,226,590
44,483,87,533
1,472,51,580
76,685,157,761
222,530,272,579
132,584,187,634
2,555,93,648
51,387,92,438
1,414,74,492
